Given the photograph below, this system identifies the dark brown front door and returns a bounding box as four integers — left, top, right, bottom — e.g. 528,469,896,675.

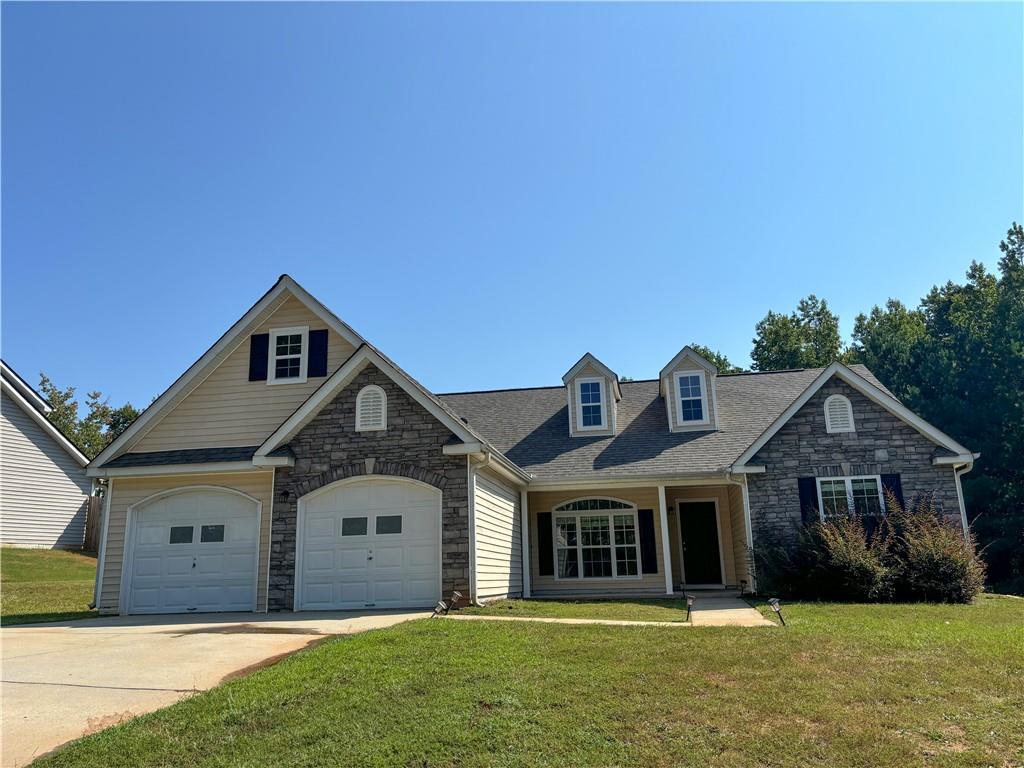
679,501,722,585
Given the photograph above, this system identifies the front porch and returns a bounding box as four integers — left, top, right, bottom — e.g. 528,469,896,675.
522,482,753,599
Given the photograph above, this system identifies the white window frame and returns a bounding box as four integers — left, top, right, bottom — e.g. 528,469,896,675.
268,326,309,385
550,499,642,581
355,385,388,432
674,369,710,427
815,475,886,521
824,394,856,434
575,377,608,431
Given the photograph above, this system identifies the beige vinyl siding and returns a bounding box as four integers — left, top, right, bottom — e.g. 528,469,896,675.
528,487,665,595
567,363,616,437
472,468,522,602
666,486,736,587
133,296,356,452
97,471,274,613
727,483,750,586
1,392,90,549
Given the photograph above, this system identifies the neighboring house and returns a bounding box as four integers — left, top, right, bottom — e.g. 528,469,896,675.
1,361,91,549
86,276,977,615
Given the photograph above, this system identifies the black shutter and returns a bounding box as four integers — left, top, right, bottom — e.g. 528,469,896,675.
308,329,328,377
537,512,553,576
248,334,269,381
797,477,820,525
638,509,658,574
881,474,904,511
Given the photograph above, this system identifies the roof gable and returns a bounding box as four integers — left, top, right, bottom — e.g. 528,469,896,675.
1,360,51,414
562,353,622,401
1,376,88,466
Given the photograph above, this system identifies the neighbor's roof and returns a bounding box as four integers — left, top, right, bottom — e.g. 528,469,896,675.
440,365,892,482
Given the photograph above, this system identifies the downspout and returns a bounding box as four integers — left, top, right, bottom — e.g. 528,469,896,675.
953,460,974,540
466,452,493,607
90,478,113,610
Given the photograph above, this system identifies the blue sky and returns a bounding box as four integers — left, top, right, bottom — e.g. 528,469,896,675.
2,2,1021,409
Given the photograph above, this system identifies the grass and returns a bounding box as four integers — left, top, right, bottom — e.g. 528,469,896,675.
38,595,1023,767
1,547,97,626
463,597,690,622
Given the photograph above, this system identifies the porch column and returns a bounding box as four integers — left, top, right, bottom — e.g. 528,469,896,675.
520,489,532,598
657,485,673,595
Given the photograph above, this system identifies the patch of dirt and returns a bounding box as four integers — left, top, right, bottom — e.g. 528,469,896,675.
168,623,325,636
82,710,136,736
218,636,328,685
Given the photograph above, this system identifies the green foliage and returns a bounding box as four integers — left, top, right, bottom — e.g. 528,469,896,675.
751,294,843,371
758,493,985,604
37,374,140,460
688,344,743,373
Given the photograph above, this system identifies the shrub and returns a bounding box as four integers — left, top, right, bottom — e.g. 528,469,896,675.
757,491,985,604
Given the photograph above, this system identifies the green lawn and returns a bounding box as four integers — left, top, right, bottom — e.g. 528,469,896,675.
38,595,1023,767
1,547,97,626
463,597,690,622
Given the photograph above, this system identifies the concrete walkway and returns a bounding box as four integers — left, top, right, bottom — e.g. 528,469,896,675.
1,610,428,768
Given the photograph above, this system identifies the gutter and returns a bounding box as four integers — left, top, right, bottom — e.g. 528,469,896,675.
952,458,976,540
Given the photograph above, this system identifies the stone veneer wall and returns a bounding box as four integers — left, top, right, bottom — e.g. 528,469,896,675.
747,377,962,548
268,364,469,611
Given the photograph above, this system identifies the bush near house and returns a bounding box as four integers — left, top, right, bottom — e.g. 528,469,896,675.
758,493,985,603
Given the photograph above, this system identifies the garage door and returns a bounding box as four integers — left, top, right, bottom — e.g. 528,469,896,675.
297,478,441,611
127,489,259,614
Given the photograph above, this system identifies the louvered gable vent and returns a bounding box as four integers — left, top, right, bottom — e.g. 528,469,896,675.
824,394,855,433
355,385,387,431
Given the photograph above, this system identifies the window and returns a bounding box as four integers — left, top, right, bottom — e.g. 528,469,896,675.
552,499,640,579
268,326,308,384
575,378,606,429
355,385,387,431
169,526,193,544
817,476,885,520
200,524,225,543
342,517,368,536
676,371,708,425
375,515,402,534
824,394,855,433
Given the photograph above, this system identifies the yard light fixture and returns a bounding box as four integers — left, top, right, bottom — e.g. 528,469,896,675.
685,593,695,623
767,598,786,626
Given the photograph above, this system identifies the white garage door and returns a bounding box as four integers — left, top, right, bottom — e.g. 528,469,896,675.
127,489,259,614
297,478,441,611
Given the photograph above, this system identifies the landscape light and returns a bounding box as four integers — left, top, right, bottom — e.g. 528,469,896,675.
767,598,786,626
685,593,695,623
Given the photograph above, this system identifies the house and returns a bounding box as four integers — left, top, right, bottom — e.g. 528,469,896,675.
1,361,92,549
86,276,977,615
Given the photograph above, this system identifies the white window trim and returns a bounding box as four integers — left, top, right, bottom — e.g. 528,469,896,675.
575,376,608,431
674,369,711,427
815,475,886,521
824,394,856,433
355,385,388,432
268,325,309,385
551,500,642,581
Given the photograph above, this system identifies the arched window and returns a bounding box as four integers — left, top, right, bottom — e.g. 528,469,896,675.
355,385,387,431
824,394,855,434
551,498,640,580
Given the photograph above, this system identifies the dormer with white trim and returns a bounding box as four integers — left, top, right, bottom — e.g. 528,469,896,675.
659,346,719,433
562,353,621,438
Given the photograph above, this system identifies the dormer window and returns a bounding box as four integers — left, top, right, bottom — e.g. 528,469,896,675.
576,378,606,430
268,326,308,384
677,373,706,423
660,346,719,432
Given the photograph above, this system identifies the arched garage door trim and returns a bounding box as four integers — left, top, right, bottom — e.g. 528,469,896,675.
294,474,442,612
120,485,262,615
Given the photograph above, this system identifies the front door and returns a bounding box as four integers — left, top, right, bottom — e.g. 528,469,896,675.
679,500,723,585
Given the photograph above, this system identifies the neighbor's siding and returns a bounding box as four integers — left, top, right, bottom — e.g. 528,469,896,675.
528,487,665,595
98,471,274,613
132,296,356,452
473,468,522,602
0,392,90,548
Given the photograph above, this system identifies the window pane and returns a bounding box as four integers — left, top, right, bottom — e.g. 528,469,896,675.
616,546,639,576
580,381,601,404
342,517,368,536
680,398,704,422
275,357,301,379
169,526,193,544
200,524,224,543
679,374,701,398
580,516,610,546
375,515,402,534
555,517,577,547
820,480,849,518
557,547,579,578
851,479,882,517
581,404,603,426
613,515,636,545
276,334,302,356
582,546,613,578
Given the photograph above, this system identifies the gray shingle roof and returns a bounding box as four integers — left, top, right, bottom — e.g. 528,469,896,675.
439,365,891,482
104,446,261,468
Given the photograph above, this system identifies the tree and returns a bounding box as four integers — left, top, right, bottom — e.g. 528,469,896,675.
850,299,927,402
689,344,743,374
37,375,140,460
751,295,843,370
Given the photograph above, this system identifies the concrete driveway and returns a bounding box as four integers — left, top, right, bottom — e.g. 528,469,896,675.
1,610,428,767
